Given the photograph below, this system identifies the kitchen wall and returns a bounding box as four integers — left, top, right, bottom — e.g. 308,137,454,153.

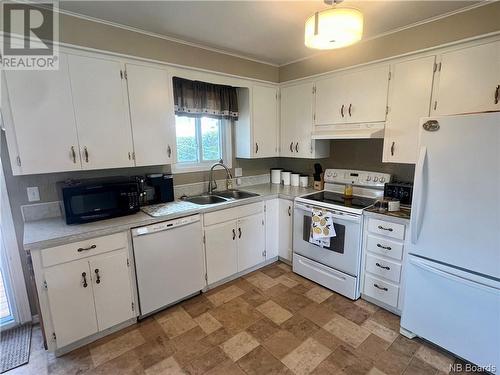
280,1,500,82
278,140,415,183
59,13,279,83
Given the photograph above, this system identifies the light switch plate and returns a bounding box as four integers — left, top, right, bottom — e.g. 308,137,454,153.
234,168,243,177
27,187,40,202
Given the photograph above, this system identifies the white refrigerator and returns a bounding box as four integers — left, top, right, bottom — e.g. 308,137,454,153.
401,112,500,374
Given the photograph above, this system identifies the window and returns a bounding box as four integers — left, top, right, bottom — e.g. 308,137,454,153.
173,115,231,172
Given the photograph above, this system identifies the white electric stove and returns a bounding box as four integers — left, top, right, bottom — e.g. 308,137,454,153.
293,169,391,299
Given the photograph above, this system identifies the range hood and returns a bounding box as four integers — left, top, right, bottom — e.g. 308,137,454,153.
312,123,385,140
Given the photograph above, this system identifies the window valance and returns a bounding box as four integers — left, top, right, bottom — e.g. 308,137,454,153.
173,77,239,120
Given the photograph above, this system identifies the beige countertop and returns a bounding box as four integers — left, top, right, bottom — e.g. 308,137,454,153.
23,184,316,251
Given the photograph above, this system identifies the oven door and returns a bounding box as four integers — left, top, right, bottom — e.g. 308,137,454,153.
293,202,362,277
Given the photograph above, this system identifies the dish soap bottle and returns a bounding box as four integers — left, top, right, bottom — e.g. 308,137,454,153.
344,183,353,198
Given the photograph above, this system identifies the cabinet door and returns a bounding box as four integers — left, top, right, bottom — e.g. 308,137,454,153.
314,74,348,126
68,54,134,170
89,249,134,331
252,85,278,157
44,259,97,348
278,199,293,261
205,221,238,284
126,64,176,166
280,83,313,157
237,213,265,271
383,56,435,164
3,53,81,174
265,199,279,259
434,41,500,115
345,65,390,124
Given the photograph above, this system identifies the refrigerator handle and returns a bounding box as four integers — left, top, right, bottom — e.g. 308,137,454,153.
411,146,427,244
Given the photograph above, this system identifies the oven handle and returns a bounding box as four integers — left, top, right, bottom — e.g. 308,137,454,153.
294,203,361,223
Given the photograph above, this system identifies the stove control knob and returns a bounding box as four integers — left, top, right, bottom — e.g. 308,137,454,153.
373,177,379,182
380,177,385,183
333,172,337,177
366,176,371,181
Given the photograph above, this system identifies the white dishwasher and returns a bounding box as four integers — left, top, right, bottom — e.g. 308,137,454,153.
131,214,205,317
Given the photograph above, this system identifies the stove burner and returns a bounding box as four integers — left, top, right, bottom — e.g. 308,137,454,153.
300,191,376,210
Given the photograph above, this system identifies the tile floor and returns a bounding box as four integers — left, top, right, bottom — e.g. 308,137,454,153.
11,262,470,375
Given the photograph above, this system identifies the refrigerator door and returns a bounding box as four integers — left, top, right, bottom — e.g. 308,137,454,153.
401,255,500,373
410,112,500,279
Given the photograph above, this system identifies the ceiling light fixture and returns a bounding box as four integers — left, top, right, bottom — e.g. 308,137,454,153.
305,0,363,50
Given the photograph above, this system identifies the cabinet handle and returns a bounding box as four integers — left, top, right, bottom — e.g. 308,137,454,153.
255,142,259,154
295,143,299,153
167,145,172,158
82,272,88,288
290,142,294,152
348,104,352,117
232,229,236,240
376,243,392,250
391,141,395,156
288,206,291,216
495,85,499,104
340,104,344,118
378,225,393,232
94,268,101,284
77,244,96,252
238,227,242,239
83,146,89,163
376,262,391,270
71,146,76,163
373,283,388,291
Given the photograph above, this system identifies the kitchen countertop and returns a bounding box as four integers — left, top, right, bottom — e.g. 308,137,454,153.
23,184,316,251
364,206,411,222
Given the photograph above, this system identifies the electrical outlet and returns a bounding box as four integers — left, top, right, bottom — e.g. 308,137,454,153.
27,187,40,202
234,168,243,177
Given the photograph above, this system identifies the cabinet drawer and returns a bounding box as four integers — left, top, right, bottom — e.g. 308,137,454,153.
204,202,263,226
41,232,128,267
367,218,405,240
365,253,402,283
366,234,403,260
364,274,399,307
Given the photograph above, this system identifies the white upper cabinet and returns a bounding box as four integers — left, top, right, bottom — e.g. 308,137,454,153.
280,82,329,159
252,85,279,158
3,53,82,174
314,74,349,126
68,54,134,170
383,56,436,164
236,85,278,158
314,65,390,125
433,41,500,115
126,64,176,166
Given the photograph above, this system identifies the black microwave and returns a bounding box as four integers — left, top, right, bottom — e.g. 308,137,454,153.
60,178,140,224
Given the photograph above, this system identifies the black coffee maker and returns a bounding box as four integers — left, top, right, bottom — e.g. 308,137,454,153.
145,174,174,204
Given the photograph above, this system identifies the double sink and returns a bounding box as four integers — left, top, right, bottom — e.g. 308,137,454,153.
182,189,260,205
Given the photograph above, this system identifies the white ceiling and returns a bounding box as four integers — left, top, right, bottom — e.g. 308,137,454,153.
59,1,481,66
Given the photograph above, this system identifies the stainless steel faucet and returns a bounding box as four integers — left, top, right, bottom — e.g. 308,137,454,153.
208,159,233,194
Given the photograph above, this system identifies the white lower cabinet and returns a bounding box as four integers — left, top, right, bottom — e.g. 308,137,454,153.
204,220,239,285
89,249,134,331
264,199,279,259
204,202,265,285
278,198,293,262
31,232,136,351
44,259,98,349
362,216,408,314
